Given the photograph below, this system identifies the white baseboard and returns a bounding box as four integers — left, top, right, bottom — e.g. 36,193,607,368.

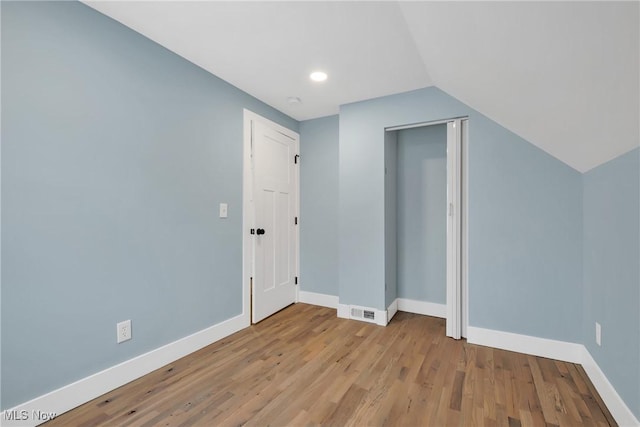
3,313,249,427
298,290,339,309
337,303,350,320
467,326,639,426
581,348,640,427
386,299,398,324
396,298,446,318
375,306,388,326
466,326,583,363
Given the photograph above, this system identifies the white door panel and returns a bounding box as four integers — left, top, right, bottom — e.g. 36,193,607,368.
446,120,462,339
252,120,297,323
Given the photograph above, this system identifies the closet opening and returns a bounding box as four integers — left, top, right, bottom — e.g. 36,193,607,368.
385,118,468,339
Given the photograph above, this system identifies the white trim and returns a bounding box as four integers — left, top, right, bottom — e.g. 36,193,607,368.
461,119,469,338
337,303,350,320
375,305,389,326
292,130,300,308
4,314,248,427
467,326,583,364
581,348,640,427
397,298,447,318
243,109,299,141
386,299,398,324
242,110,254,325
384,116,468,132
294,127,301,310
298,291,339,309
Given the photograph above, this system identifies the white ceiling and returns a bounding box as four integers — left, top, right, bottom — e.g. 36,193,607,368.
83,1,639,172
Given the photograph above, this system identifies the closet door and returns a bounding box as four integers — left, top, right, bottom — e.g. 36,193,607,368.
446,120,462,339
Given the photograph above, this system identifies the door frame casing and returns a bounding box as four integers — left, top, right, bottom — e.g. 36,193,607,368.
461,119,469,339
242,109,300,324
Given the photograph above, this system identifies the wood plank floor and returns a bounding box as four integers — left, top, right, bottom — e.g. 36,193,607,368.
46,304,615,427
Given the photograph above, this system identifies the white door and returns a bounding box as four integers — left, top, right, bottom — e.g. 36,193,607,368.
251,119,298,323
446,119,462,339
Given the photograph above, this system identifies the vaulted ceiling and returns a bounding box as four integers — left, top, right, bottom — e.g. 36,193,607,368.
83,1,638,172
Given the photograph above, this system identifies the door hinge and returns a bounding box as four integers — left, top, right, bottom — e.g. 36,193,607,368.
295,276,298,285
448,203,454,217
294,154,300,164
295,217,298,225
250,228,255,235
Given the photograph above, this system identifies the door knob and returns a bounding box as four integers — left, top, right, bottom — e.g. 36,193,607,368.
256,228,265,235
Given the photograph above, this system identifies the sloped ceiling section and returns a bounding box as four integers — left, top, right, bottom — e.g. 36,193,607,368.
83,1,638,172
399,1,639,172
82,1,432,121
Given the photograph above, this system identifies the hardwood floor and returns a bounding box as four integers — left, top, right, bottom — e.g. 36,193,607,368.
46,304,615,427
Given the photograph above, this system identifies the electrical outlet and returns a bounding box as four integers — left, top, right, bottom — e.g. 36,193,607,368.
117,320,132,344
595,322,601,346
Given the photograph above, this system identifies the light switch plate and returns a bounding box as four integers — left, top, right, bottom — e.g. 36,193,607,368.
219,203,228,218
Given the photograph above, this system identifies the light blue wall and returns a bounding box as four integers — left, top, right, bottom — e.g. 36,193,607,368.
582,148,640,420
339,87,583,343
299,116,339,297
1,1,297,409
396,125,447,304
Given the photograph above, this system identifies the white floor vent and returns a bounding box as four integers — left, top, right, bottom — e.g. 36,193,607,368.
350,306,377,324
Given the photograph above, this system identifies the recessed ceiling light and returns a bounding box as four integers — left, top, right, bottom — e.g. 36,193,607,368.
287,97,302,104
310,71,328,82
